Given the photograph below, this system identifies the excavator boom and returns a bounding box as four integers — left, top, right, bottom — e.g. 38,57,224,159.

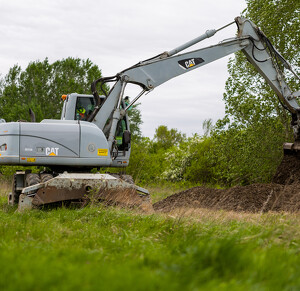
92,17,299,151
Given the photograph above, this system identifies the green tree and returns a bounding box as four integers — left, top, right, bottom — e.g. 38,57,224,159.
126,137,165,183
161,134,215,184
153,125,186,151
0,58,105,122
126,125,187,183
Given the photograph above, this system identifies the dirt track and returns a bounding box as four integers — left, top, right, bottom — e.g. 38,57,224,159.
154,155,300,213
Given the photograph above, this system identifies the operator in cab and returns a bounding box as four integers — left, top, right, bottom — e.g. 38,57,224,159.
75,97,95,121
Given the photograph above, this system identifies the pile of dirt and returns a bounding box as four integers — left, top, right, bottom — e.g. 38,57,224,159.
153,183,300,213
154,155,300,213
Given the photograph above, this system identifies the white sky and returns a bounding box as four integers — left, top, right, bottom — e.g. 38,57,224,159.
0,0,246,137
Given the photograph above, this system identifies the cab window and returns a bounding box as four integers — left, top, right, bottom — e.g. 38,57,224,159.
75,97,95,121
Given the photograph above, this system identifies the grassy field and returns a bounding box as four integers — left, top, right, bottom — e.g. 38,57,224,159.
1,182,300,290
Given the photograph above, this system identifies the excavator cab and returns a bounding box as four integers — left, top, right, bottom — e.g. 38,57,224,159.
60,92,131,161
61,93,105,121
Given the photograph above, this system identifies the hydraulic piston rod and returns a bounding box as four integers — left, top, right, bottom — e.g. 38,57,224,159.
167,21,235,56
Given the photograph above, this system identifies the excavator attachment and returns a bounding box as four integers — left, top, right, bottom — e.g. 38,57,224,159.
14,173,153,213
283,142,300,156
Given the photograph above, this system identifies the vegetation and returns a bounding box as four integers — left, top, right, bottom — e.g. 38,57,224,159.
1,189,300,291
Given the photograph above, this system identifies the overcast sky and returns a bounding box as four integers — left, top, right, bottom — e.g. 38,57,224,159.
0,0,246,137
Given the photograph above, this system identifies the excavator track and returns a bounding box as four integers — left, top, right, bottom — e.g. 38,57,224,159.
17,173,153,213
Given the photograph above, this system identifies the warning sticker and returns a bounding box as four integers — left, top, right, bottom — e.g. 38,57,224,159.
98,149,108,156
27,158,36,163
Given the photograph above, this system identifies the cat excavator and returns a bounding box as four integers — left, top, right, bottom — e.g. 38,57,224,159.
0,16,299,210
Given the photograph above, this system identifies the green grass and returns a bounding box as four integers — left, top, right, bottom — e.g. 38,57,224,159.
1,185,300,290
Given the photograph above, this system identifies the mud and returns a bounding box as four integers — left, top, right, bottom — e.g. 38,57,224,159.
154,155,300,213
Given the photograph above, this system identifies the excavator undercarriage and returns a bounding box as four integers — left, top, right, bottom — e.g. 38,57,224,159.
9,171,153,212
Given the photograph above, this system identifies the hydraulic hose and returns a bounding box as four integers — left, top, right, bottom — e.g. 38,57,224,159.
88,75,118,122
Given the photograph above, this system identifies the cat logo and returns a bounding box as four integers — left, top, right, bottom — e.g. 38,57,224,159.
178,57,204,70
45,147,59,156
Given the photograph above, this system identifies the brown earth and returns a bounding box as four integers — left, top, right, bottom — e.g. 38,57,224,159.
272,155,300,185
153,155,300,213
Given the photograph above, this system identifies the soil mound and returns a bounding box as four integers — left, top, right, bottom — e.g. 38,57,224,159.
153,183,300,213
154,156,300,213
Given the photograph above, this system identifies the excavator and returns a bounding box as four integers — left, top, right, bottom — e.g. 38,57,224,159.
0,16,299,211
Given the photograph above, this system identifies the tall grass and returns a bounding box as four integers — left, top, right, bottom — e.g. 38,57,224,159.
1,187,300,290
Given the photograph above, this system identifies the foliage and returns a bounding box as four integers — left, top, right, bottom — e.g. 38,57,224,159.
153,125,186,151
126,126,187,183
211,117,286,185
126,137,166,183
161,135,215,184
183,137,216,184
126,125,216,185
202,118,213,137
0,58,105,122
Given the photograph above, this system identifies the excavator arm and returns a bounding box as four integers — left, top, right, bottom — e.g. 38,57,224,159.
91,17,299,150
